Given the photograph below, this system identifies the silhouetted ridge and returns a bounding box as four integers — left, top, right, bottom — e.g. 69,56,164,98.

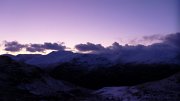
0,55,14,64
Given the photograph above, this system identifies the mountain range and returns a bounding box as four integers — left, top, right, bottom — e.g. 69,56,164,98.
4,49,180,68
0,50,180,101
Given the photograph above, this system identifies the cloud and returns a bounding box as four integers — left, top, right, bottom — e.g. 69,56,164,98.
4,41,26,52
26,42,66,52
105,33,179,63
75,41,145,54
26,44,45,52
129,34,164,45
3,41,66,52
44,42,66,50
75,33,180,63
111,33,180,53
163,32,180,48
2,32,180,63
142,34,164,41
75,42,105,52
107,42,122,50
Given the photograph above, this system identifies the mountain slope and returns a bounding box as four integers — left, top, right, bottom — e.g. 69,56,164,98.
26,51,77,67
94,72,180,101
0,56,91,101
4,48,180,69
25,51,112,69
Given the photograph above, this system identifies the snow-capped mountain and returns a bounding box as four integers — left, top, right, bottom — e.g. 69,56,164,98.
26,51,78,67
114,48,179,64
68,54,112,68
4,47,180,69
24,51,112,68
2,54,42,62
14,54,42,62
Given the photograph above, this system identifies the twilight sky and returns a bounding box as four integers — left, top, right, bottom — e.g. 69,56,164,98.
0,0,179,54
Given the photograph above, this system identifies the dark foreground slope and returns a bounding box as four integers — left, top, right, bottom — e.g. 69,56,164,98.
0,55,180,101
0,56,91,101
94,72,180,101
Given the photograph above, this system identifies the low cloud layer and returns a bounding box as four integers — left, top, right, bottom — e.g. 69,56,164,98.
75,33,180,63
26,44,45,52
4,41,26,52
1,32,180,63
142,34,164,42
128,34,165,45
75,42,105,53
3,42,66,52
163,33,180,49
26,42,66,52
75,33,180,53
2,33,180,63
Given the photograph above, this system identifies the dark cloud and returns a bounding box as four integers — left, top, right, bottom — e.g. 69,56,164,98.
44,42,66,50
75,41,145,54
103,33,179,63
143,34,164,41
3,41,66,52
75,42,105,52
107,42,122,50
26,44,45,52
75,33,180,63
129,34,164,45
163,32,180,48
4,41,26,52
26,42,66,52
3,32,180,63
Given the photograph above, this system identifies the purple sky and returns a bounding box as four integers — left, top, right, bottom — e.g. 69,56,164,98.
0,0,179,53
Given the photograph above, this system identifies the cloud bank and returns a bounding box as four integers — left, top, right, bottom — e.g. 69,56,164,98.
163,33,180,49
128,34,165,45
2,33,180,62
75,42,105,53
1,32,179,64
4,41,26,52
75,33,180,53
26,42,66,52
3,42,66,52
75,33,180,63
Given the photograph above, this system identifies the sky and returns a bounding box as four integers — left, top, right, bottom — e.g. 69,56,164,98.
0,0,179,54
